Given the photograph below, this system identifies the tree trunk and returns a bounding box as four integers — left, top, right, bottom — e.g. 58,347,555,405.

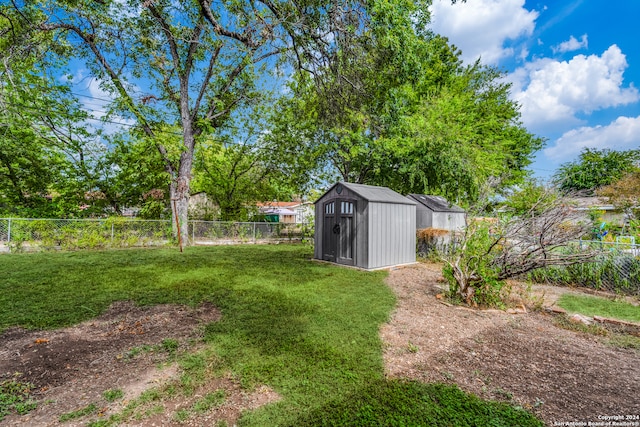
169,149,194,246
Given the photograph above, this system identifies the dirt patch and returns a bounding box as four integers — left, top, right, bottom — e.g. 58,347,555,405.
382,262,640,426
0,301,279,426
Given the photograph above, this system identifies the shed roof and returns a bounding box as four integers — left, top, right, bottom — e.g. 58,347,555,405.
317,182,416,205
407,194,465,213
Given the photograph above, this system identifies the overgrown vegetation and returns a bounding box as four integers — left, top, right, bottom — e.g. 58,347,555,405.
4,217,173,253
441,186,595,306
0,377,37,421
0,245,542,425
529,251,640,295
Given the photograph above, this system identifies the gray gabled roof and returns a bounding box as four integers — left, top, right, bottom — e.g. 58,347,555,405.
317,182,416,205
407,194,465,212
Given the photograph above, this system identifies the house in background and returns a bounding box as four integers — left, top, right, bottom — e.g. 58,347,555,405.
570,196,629,227
256,201,314,223
406,194,466,231
189,192,219,220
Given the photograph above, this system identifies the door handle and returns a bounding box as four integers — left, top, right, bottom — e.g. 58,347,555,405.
332,223,340,234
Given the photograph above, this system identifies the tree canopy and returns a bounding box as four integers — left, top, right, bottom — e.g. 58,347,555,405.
553,148,640,194
2,0,543,223
266,27,543,205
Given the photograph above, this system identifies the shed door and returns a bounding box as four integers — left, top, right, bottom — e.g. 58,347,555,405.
322,199,356,266
322,201,337,262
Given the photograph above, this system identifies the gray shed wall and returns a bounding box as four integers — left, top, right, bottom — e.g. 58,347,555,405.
415,204,434,229
367,202,416,269
432,211,466,231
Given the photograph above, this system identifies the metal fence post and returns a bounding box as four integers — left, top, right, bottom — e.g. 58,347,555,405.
253,222,256,243
7,218,10,243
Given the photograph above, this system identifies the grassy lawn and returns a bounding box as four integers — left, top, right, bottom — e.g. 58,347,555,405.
557,294,640,323
0,245,542,426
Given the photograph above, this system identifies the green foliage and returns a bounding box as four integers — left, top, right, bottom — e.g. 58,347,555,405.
103,389,124,403
4,218,172,252
529,251,640,295
597,169,640,226
289,380,543,427
554,148,640,194
0,377,37,421
268,28,542,205
442,220,506,307
556,294,640,323
0,7,89,218
384,67,543,204
500,180,558,216
192,135,287,221
59,403,98,422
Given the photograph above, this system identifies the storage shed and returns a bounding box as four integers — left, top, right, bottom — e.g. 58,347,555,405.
314,182,416,270
406,194,466,231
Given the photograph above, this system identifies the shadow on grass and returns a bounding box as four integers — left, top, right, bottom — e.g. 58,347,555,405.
286,379,543,427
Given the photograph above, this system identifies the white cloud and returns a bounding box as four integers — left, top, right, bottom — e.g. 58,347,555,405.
551,34,588,54
428,0,538,64
510,45,639,131
71,69,138,134
85,77,112,102
544,116,640,161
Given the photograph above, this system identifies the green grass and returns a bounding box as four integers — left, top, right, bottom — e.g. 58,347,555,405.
103,389,124,402
0,245,542,426
557,294,640,323
59,403,98,422
290,380,540,427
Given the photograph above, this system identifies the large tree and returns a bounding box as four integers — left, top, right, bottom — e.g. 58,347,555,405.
8,0,416,239
267,31,542,205
554,148,640,195
0,7,94,217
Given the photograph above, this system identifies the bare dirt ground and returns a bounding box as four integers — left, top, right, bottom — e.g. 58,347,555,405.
0,301,279,426
382,262,640,426
1,263,639,426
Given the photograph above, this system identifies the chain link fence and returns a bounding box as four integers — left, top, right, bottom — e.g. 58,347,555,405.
189,221,313,245
529,240,640,296
0,218,314,253
416,230,640,296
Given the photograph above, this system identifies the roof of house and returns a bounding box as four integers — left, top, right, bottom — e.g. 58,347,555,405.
257,201,300,208
407,194,465,213
568,196,616,211
316,182,416,205
259,207,297,215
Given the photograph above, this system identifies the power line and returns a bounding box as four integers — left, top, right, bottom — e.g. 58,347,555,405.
1,98,184,136
1,98,261,144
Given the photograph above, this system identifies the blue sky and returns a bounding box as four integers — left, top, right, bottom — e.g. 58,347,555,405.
428,0,640,181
